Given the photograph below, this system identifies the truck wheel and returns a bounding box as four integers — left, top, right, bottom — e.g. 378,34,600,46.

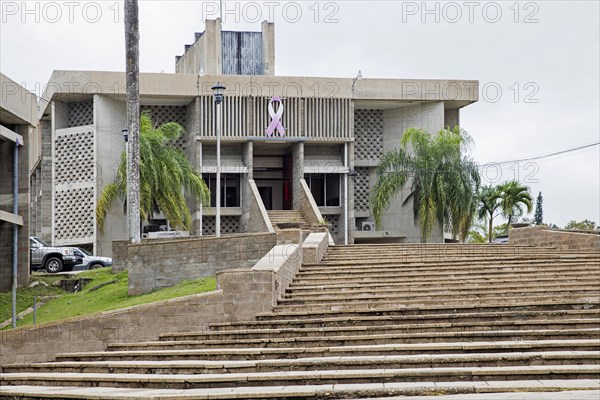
89,263,103,270
45,257,64,273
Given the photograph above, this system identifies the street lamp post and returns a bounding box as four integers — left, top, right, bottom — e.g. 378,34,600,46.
345,69,362,245
211,82,225,237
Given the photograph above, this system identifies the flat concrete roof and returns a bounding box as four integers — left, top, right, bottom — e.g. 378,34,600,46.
0,73,38,126
41,70,478,110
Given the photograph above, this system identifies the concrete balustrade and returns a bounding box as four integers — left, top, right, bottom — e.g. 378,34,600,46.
302,232,329,264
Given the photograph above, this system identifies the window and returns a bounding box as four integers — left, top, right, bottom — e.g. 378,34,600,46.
304,173,340,207
202,173,242,207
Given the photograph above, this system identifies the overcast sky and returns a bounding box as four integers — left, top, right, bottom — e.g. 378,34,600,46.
1,0,599,227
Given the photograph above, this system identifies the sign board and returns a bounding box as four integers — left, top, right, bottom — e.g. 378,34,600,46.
147,231,190,239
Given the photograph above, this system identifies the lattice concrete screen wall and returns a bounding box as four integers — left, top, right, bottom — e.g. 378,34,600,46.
55,131,95,185
54,128,96,242
354,167,371,213
202,216,241,236
55,187,95,241
324,214,340,234
68,101,93,127
141,105,188,151
354,110,383,160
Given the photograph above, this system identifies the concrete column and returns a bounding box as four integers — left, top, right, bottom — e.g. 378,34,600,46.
240,141,253,232
39,119,53,242
50,101,68,245
185,97,203,237
444,107,460,129
261,21,275,76
347,141,356,244
204,18,222,75
95,95,127,256
195,141,203,236
0,125,30,291
292,142,304,210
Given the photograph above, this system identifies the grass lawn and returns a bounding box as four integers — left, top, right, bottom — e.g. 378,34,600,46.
0,274,65,324
1,269,216,329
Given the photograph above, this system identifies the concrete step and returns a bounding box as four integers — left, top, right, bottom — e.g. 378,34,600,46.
279,288,600,306
267,210,311,229
321,247,599,255
291,273,599,288
56,340,600,362
288,279,599,292
210,309,600,331
315,256,600,265
282,283,600,301
287,274,598,292
320,247,600,255
324,243,598,254
106,328,600,350
293,266,599,281
284,275,595,297
272,293,600,311
297,261,600,275
160,319,600,342
258,300,600,321
6,351,600,375
2,365,599,390
317,254,600,263
309,258,600,267
3,244,598,398
1,381,599,399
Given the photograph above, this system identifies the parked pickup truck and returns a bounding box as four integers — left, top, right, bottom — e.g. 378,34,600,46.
30,237,82,273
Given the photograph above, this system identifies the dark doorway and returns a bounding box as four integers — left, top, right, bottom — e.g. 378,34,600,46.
258,186,273,210
282,153,293,210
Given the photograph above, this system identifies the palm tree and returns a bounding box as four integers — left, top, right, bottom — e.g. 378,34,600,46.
477,185,502,243
467,221,489,243
498,180,533,234
371,127,480,242
97,111,210,232
125,0,140,242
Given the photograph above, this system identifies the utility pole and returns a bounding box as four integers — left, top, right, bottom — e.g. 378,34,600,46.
125,0,140,243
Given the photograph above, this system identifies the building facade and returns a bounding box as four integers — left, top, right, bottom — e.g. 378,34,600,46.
31,19,478,256
1,74,38,291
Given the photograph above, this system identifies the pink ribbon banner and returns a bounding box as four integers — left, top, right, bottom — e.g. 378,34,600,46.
266,96,285,137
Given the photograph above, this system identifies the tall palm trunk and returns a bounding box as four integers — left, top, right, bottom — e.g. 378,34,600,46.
125,0,140,243
488,217,493,243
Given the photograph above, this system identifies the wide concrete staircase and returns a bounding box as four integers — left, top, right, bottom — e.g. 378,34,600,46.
1,244,600,399
268,210,312,231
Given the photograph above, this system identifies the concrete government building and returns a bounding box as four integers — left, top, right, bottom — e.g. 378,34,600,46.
28,19,478,257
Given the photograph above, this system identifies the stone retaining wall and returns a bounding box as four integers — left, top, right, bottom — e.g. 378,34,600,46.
0,268,277,366
126,233,277,295
0,231,328,366
510,225,600,251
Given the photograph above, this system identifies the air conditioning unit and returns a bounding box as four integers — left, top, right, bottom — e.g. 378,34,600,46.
361,222,376,231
